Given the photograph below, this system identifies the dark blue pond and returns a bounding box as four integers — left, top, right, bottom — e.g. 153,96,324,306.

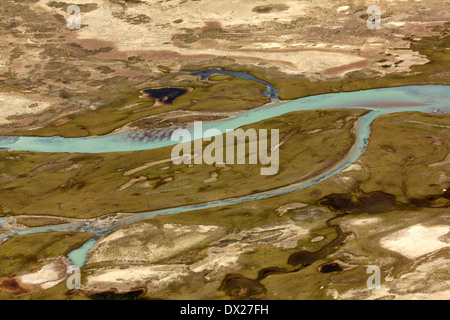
182,69,280,102
142,87,188,104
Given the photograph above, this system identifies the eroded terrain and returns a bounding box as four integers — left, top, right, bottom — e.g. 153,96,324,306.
0,0,449,300
1,0,448,133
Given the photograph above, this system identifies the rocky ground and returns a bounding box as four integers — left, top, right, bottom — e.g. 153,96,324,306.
0,0,448,300
0,0,448,132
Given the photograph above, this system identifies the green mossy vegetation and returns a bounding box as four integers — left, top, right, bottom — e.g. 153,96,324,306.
2,77,269,138
0,109,363,219
0,232,94,277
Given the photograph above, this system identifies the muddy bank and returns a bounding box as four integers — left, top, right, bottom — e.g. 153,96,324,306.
318,191,397,214
89,289,147,300
319,190,449,214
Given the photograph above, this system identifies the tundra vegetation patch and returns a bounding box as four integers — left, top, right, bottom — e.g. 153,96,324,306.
0,0,448,301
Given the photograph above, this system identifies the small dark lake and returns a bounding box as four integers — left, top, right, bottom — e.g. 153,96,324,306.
142,87,188,104
318,262,344,273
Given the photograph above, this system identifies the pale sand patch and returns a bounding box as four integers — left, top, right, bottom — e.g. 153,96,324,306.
123,158,175,176
138,181,152,188
428,152,450,167
342,163,362,172
118,102,141,111
161,176,173,183
347,217,382,227
387,21,406,27
275,202,308,216
247,222,309,250
336,6,349,12
86,221,309,290
229,50,366,76
116,176,147,191
70,222,313,292
86,265,189,292
311,236,325,243
203,171,218,184
392,49,429,71
59,163,81,172
0,93,51,125
190,245,242,273
337,257,450,300
406,121,450,129
123,153,199,176
303,128,323,134
87,223,225,264
163,223,219,234
380,224,450,259
191,222,309,273
18,260,66,290
333,175,358,190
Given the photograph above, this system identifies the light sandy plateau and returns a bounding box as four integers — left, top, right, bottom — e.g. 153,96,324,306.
84,221,309,292
37,0,435,76
1,0,446,130
380,224,449,259
0,93,52,125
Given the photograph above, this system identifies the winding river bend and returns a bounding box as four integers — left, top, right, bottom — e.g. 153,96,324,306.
0,69,449,267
